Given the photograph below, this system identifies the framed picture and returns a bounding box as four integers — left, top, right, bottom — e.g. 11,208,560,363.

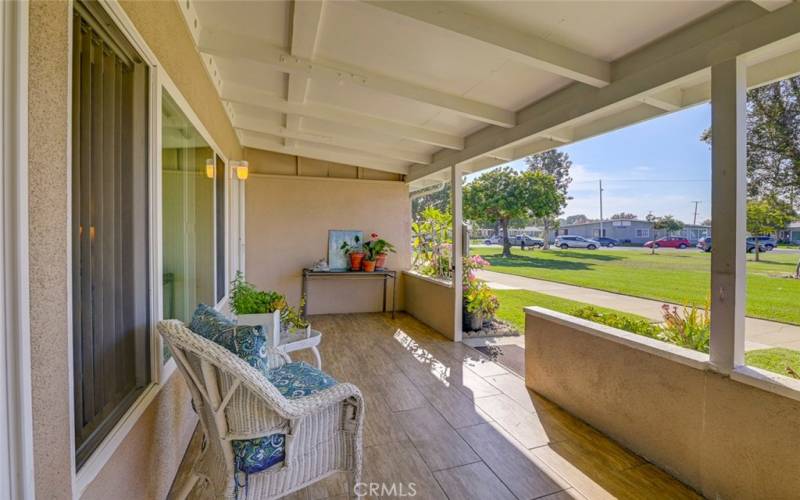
328,230,363,271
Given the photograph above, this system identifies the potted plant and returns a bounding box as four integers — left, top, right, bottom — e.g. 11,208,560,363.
280,301,311,338
363,233,396,271
230,272,286,338
462,255,498,331
464,281,499,331
340,235,364,271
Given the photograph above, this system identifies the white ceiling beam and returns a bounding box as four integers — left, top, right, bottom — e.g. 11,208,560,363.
239,131,409,175
199,27,516,127
233,115,431,164
638,95,681,112
221,82,464,150
408,2,800,181
285,0,326,140
747,48,800,88
365,1,611,88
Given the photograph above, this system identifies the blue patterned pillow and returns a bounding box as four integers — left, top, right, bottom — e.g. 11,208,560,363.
189,304,270,374
231,362,338,476
267,362,338,398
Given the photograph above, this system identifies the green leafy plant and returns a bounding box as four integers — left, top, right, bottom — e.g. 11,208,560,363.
363,233,396,261
411,207,452,279
571,306,659,338
464,282,499,317
657,301,710,353
280,297,309,330
339,235,362,256
230,271,286,315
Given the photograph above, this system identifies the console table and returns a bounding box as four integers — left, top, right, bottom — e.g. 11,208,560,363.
301,269,397,319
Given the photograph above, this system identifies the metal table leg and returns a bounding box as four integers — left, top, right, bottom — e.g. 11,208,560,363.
301,271,308,318
392,273,397,319
382,275,387,313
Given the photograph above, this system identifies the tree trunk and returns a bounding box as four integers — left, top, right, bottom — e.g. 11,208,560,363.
755,241,760,262
795,256,800,279
501,219,512,258
543,219,550,250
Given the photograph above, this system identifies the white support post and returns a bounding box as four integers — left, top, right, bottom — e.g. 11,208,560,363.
709,58,747,373
452,165,464,342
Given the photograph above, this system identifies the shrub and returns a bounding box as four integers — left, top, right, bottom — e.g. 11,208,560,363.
230,272,286,315
571,306,659,338
657,303,710,353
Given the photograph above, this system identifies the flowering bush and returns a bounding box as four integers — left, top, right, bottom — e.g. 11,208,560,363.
411,207,452,279
657,302,710,353
463,254,499,318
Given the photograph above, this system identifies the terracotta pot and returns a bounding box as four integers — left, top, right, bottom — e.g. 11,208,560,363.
349,251,365,271
375,253,388,270
362,260,377,272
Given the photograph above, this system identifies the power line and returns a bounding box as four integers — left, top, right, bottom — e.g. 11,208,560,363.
570,178,711,184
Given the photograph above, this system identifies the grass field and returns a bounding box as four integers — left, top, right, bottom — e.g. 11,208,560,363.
474,246,800,325
492,288,800,378
493,288,651,333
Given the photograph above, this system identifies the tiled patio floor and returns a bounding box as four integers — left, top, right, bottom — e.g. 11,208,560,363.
173,313,701,499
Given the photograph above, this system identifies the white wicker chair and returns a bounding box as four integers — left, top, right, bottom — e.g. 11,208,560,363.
159,319,364,500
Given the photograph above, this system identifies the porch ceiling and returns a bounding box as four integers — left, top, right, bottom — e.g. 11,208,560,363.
177,1,800,184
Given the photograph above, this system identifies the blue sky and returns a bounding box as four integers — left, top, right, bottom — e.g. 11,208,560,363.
486,103,713,224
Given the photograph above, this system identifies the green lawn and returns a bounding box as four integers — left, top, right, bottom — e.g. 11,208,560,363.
493,288,651,333
493,288,799,379
474,247,800,325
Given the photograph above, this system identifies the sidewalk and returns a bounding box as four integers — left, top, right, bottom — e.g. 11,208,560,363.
473,269,800,352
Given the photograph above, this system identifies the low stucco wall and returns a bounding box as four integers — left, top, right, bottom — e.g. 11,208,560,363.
81,375,197,500
244,167,411,314
403,272,455,339
524,307,800,499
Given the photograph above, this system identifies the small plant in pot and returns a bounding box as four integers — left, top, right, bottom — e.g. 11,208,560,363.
230,272,286,339
363,233,396,271
340,235,364,271
280,298,311,338
464,282,499,331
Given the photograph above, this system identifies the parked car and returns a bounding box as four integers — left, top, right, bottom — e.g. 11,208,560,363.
483,234,503,245
511,235,544,248
746,236,776,251
596,237,619,247
696,237,766,253
555,235,600,250
643,236,690,249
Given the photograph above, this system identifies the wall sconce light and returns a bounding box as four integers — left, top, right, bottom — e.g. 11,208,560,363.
235,160,249,180
205,158,215,179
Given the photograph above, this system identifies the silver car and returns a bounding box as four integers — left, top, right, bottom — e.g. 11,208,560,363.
555,235,600,250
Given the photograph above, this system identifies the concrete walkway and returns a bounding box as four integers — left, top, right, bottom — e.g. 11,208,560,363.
474,269,800,352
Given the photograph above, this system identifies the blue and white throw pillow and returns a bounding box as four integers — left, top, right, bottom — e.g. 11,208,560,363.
189,304,270,374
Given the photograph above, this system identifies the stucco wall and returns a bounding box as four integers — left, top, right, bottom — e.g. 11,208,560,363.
524,308,800,499
27,0,242,497
403,272,455,340
28,1,73,497
244,167,411,314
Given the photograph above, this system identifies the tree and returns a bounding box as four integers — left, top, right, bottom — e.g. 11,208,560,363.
525,150,573,249
701,218,712,226
463,167,564,258
650,215,684,254
700,76,800,207
747,197,794,262
565,214,591,225
611,212,638,220
411,183,450,221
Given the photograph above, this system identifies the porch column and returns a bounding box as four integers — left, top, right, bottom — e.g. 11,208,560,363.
452,165,464,342
709,58,747,373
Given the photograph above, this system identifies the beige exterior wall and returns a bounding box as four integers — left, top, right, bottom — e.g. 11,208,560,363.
243,156,411,314
26,0,241,497
28,1,73,497
403,273,456,340
524,309,800,499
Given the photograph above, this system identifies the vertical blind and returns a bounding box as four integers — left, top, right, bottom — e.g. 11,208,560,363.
71,3,150,468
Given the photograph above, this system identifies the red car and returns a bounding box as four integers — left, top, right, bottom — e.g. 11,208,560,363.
643,236,690,249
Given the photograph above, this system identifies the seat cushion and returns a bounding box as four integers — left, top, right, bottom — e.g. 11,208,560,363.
232,363,338,475
267,361,338,398
189,304,270,373
232,434,286,475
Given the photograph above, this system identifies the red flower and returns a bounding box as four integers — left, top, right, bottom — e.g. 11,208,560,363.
371,232,378,239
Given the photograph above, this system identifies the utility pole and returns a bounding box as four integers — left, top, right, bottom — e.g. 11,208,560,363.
598,180,604,238
692,201,701,225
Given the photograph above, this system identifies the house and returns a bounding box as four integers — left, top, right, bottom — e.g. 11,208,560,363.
3,1,800,499
779,221,800,244
559,218,710,244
